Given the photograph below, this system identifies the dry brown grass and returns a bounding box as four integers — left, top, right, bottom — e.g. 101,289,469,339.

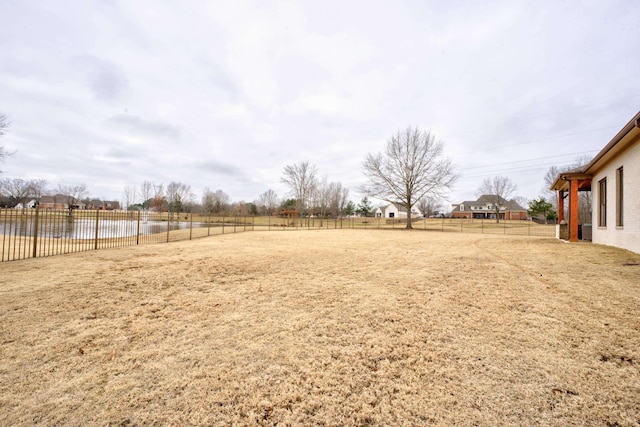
1,230,639,426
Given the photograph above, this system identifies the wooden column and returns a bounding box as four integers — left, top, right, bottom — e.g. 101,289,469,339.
557,191,565,222
569,180,579,242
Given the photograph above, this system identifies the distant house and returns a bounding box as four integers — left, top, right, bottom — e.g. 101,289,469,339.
86,199,121,210
451,195,527,220
374,203,422,219
14,199,38,209
551,111,639,254
38,194,70,209
36,197,120,211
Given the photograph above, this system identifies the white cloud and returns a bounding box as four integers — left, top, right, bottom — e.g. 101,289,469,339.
0,0,638,206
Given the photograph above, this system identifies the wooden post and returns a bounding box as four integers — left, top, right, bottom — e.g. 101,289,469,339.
569,180,579,242
558,191,565,222
189,212,193,240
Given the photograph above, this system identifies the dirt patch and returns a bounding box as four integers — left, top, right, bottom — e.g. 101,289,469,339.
1,230,639,425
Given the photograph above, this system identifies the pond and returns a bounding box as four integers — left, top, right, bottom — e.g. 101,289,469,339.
0,218,210,239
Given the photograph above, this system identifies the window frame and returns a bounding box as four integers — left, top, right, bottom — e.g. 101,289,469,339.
598,178,607,227
616,167,623,227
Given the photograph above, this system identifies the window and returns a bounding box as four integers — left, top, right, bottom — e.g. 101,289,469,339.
460,204,464,211
616,167,623,227
598,178,607,227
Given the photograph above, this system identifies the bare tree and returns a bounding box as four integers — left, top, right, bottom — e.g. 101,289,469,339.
30,179,48,199
477,176,517,223
543,155,592,223
140,180,153,209
202,189,230,214
202,188,215,214
312,176,333,226
166,181,192,215
362,127,458,229
281,161,318,223
123,185,137,210
257,189,279,215
58,183,88,214
417,196,442,218
0,178,46,208
329,182,349,218
0,113,13,171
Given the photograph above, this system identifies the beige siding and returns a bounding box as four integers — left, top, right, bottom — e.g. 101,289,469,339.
592,141,640,254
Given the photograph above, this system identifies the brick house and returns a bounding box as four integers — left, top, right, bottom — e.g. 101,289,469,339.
37,194,84,210
551,111,639,254
85,199,121,210
451,195,527,220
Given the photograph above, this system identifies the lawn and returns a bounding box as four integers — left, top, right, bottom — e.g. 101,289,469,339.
1,230,638,426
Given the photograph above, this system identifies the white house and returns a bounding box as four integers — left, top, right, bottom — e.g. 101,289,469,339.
374,203,422,219
551,111,640,254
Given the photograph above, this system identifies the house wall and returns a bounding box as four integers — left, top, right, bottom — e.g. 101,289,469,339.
451,211,471,219
505,211,528,220
592,141,640,254
385,204,399,218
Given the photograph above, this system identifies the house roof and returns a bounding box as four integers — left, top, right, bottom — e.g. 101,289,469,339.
551,111,640,191
451,195,525,212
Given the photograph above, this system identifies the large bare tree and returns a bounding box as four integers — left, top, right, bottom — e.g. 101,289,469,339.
281,161,318,223
362,127,458,229
477,176,517,223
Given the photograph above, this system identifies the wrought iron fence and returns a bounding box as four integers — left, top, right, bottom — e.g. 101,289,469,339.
1,209,557,263
0,209,254,262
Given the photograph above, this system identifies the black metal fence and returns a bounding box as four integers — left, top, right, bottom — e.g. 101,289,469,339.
1,208,557,262
0,209,255,262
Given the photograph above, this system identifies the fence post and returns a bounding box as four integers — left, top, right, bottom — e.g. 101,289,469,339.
166,213,170,242
32,207,40,259
482,218,484,234
189,212,193,240
460,217,463,232
504,218,506,234
222,215,225,234
94,210,100,250
136,210,141,245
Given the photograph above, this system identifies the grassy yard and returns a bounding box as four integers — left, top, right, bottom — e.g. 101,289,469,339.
1,230,638,426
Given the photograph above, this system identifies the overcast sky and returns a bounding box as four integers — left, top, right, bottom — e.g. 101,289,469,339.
1,1,639,210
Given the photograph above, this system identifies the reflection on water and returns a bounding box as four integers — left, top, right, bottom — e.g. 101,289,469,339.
0,219,207,239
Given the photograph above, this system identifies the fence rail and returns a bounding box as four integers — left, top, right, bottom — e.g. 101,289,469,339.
1,209,557,262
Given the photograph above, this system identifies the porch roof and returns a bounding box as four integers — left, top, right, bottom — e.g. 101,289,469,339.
550,111,640,192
